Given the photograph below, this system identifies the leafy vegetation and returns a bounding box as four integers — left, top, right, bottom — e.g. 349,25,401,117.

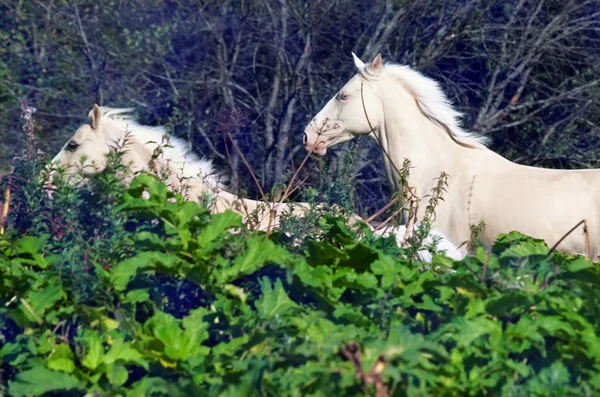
1,0,599,214
2,153,600,397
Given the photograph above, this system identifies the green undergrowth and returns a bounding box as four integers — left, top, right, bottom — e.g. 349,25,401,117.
1,157,600,397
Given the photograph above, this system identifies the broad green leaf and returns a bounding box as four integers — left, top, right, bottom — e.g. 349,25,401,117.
455,317,501,347
104,338,148,370
111,251,179,290
81,331,104,371
371,254,402,288
47,344,75,374
197,210,242,247
8,366,80,397
128,376,201,397
146,310,209,362
14,235,49,255
106,363,129,386
220,237,289,283
255,277,299,318
125,288,150,304
21,285,66,323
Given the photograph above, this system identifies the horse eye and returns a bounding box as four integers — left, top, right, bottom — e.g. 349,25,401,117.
66,141,79,152
339,93,349,101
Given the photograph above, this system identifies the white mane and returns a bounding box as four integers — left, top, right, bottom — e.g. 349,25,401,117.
383,64,489,147
91,106,224,190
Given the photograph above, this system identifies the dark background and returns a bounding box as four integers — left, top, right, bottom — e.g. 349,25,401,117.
1,0,599,216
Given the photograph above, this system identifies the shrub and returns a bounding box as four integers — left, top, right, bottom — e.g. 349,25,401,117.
1,156,600,397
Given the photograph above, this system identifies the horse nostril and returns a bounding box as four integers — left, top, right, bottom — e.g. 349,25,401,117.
303,132,308,145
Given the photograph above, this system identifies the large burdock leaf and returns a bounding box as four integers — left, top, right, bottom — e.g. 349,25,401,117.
255,277,299,319
8,366,81,397
218,237,290,284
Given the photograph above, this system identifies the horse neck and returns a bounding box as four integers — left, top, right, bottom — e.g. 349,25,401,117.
375,82,478,197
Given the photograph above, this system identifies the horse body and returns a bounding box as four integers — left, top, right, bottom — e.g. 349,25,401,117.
304,53,598,257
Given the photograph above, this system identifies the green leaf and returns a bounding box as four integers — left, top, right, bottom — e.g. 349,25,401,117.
125,289,150,304
111,251,179,290
128,377,201,397
47,344,75,373
220,237,289,283
81,331,104,371
197,210,242,247
106,363,129,386
455,317,501,347
14,235,49,255
146,310,209,362
21,285,66,323
255,277,299,318
8,366,81,397
371,254,402,288
222,283,247,303
104,338,148,370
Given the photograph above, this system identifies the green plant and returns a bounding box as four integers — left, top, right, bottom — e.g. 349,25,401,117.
2,158,600,397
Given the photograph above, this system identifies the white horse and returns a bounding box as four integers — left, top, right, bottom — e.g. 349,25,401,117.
303,53,599,258
45,104,464,261
45,104,314,231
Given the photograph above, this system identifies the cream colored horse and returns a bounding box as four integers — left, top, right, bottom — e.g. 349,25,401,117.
46,104,312,231
46,104,464,261
304,53,599,258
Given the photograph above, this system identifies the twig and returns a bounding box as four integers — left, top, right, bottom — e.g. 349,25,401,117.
340,341,389,397
221,135,254,228
20,298,43,324
0,184,10,236
366,195,401,224
481,251,489,283
401,189,419,249
547,219,588,258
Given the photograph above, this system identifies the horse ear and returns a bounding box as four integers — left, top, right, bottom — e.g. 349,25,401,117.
368,53,383,73
90,104,101,130
352,52,366,70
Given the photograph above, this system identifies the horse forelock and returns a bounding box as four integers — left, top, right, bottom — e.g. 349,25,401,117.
381,64,489,148
94,106,226,190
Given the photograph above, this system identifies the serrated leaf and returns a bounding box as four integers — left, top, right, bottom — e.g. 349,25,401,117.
112,251,179,290
197,210,242,247
220,237,288,283
8,366,80,397
47,344,75,373
255,277,299,318
104,338,148,370
81,331,104,370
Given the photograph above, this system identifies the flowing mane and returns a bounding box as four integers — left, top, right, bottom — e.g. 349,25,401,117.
382,64,489,148
92,106,224,190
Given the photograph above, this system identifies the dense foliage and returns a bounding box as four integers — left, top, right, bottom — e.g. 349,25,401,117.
2,152,600,397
